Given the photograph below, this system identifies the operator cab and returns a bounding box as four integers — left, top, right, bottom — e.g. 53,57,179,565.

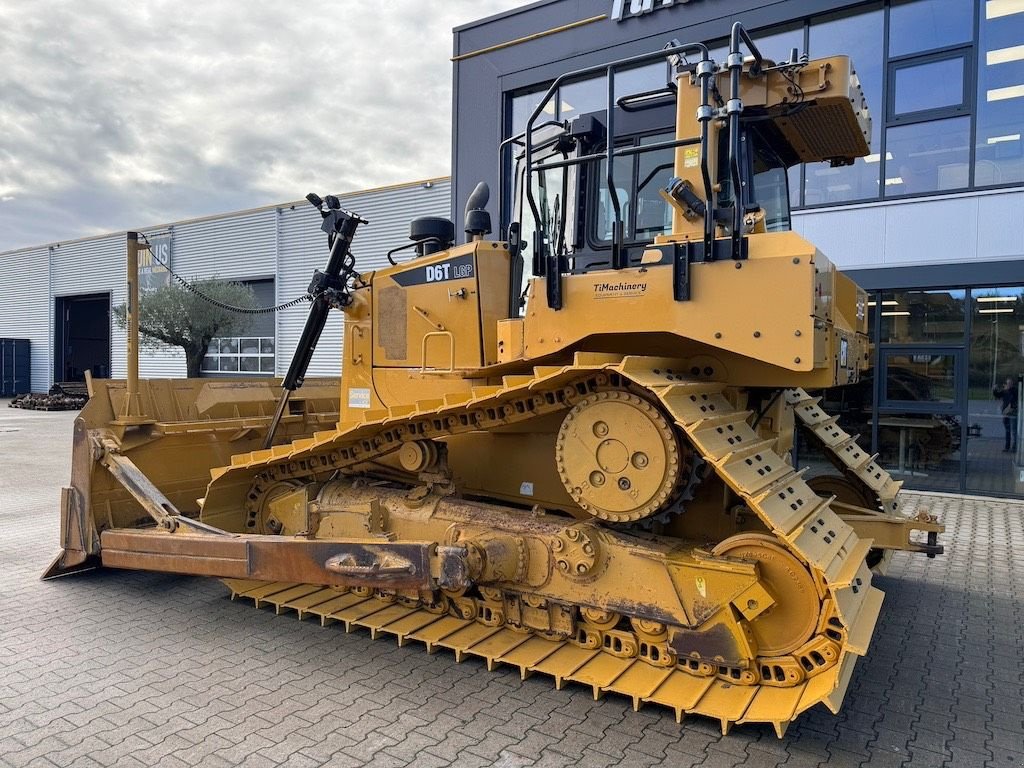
508,100,678,284
508,103,794,305
503,29,868,315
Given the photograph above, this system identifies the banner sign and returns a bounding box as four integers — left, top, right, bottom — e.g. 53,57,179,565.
140,233,171,292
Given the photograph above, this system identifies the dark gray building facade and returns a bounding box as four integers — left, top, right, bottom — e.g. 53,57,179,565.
452,0,1024,497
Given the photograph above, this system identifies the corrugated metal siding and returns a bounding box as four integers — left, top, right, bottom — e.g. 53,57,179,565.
0,179,451,388
0,246,50,391
276,204,336,376
169,208,278,280
276,180,452,376
50,234,126,382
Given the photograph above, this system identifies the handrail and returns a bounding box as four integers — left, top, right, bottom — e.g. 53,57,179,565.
727,22,763,261
420,331,455,374
521,40,714,309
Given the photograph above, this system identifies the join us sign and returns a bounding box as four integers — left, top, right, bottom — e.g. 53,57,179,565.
139,233,171,292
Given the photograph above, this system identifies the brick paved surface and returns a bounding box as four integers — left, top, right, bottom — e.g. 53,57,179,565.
2,403,1023,767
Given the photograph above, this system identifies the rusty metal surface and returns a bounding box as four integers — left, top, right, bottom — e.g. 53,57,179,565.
99,529,438,591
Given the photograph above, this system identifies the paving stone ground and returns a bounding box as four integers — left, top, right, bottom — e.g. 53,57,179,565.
2,403,1023,768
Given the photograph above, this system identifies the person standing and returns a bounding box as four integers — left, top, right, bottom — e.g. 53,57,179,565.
993,377,1019,453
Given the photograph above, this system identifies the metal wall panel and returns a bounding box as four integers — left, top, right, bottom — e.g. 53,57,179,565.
276,203,334,377
169,208,277,280
0,243,48,391
276,179,452,376
792,206,886,270
794,189,1023,272
49,234,124,384
977,191,1024,261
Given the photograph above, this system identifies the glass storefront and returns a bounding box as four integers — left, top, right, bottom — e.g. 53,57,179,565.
877,289,966,344
507,0,1023,218
800,285,1024,498
966,287,1024,494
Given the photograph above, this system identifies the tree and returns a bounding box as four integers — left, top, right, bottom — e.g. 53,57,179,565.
114,279,258,378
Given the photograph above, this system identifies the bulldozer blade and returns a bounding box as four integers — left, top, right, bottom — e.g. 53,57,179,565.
41,376,341,581
40,549,99,580
42,485,99,581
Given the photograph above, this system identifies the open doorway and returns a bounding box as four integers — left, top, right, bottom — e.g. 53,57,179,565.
54,293,110,382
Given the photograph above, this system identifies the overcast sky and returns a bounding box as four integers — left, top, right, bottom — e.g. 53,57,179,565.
0,1,525,251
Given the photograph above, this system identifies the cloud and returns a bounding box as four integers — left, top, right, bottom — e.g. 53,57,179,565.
0,1,523,251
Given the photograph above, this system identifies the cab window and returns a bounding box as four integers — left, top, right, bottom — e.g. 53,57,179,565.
750,131,791,232
590,131,675,246
717,126,792,233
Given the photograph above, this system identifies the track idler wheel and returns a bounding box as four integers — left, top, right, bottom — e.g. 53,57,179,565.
711,534,822,658
555,391,686,523
806,474,877,509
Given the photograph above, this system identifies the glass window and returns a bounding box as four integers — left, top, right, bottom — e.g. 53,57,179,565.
975,0,1024,186
883,116,971,194
875,409,962,489
749,129,792,232
515,143,569,296
559,67,669,123
787,167,801,208
590,132,674,245
877,289,966,344
750,25,805,66
889,0,973,57
805,6,883,205
615,62,668,100
510,88,555,137
966,286,1024,494
635,134,675,239
867,291,879,335
591,153,633,243
883,352,958,403
204,336,276,377
891,56,967,116
559,77,605,122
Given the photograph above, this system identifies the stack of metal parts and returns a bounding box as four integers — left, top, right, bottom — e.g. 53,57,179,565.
9,382,88,411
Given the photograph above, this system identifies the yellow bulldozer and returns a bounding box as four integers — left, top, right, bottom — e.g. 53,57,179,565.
45,23,943,736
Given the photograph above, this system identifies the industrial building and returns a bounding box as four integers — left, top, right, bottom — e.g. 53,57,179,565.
0,177,450,393
451,0,1024,497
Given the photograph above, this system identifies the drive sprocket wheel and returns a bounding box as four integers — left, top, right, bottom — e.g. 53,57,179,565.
246,479,305,534
711,533,822,657
555,390,685,523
